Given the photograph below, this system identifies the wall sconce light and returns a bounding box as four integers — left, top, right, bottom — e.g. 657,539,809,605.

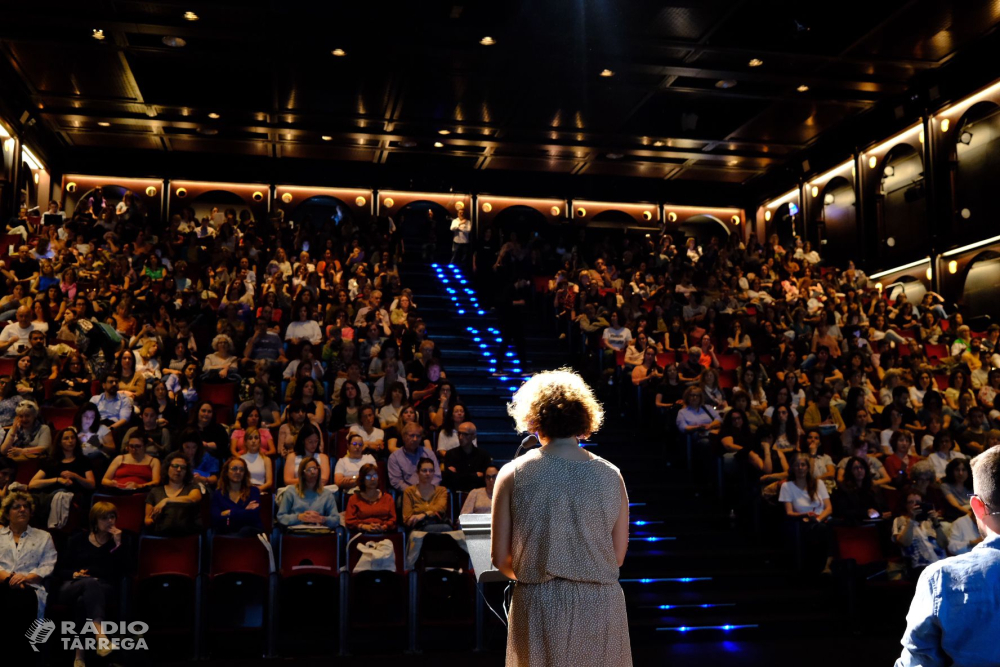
731,215,741,225
926,267,932,281
887,237,896,247
824,193,835,206
811,185,819,197
355,196,366,207
875,282,883,291
33,173,39,184
281,193,293,204
2,138,11,153
961,208,971,219
175,187,187,198
666,211,677,222
384,197,394,208
145,186,157,197
959,131,973,146
550,206,561,216
949,260,958,274
941,118,950,132
252,191,264,202
482,202,492,213
883,165,895,177
66,182,77,193
764,210,772,222
919,129,924,144
868,156,877,169
454,201,464,210
642,210,652,221
575,207,586,218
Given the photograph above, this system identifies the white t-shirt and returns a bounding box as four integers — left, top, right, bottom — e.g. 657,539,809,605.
334,453,377,480
348,425,384,445
285,320,322,345
0,322,35,357
437,429,460,453
947,514,980,555
778,480,829,515
602,326,632,351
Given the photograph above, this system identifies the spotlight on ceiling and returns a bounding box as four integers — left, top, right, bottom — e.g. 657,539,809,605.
479,36,496,46
175,187,187,198
97,121,110,127
731,214,741,225
162,36,187,48
666,212,677,223
434,141,444,148
575,207,587,218
883,165,895,177
810,185,819,197
550,206,561,216
252,191,264,202
796,84,809,92
355,196,366,207
207,112,220,119
600,69,615,78
868,155,877,169
92,29,105,41
438,129,450,135
183,11,199,21
65,182,77,193
281,193,293,203
383,197,394,208
321,135,332,141
961,208,972,219
748,58,763,67
959,131,973,145
949,260,958,274
482,202,493,213
331,49,346,57
941,118,950,132
824,193,835,206
764,210,772,222
642,210,653,221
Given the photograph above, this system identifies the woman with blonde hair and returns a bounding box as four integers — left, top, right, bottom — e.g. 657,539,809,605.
492,368,631,666
276,457,340,530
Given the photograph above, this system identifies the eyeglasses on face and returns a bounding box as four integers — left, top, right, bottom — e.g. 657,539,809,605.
169,463,188,471
230,466,246,472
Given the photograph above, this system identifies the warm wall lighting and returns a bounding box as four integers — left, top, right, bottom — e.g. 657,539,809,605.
281,193,293,203
438,129,450,135
252,191,264,202
926,267,932,280
66,182,77,193
959,131,973,146
666,211,677,222
941,118,950,132
145,186,157,197
384,197,394,208
482,202,492,213
576,207,586,218
2,139,11,153
479,36,496,46
434,142,444,148
600,69,615,78
884,165,895,177
948,260,958,274
321,135,332,141
919,129,924,144
961,208,971,219
824,193,835,206
642,210,652,221
98,122,110,127
355,196,366,207
875,282,883,291
797,84,809,92
208,112,220,119
331,49,346,57
868,155,877,169
550,206,561,216
811,185,819,197
175,187,187,198
731,215,741,225
183,11,199,21
92,29,105,41
748,58,763,67
764,210,772,222
33,173,39,184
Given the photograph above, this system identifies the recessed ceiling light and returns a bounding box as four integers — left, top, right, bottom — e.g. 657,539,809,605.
92,29,105,41
331,48,346,57
97,121,110,127
600,69,615,78
606,152,623,159
183,11,199,21
727,159,738,166
321,135,332,141
207,112,220,119
653,140,665,147
479,36,496,46
162,36,187,48
434,141,444,148
438,129,451,135
797,84,809,92
748,58,763,67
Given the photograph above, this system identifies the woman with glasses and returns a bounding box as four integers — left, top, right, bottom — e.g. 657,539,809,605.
210,457,263,537
334,433,376,492
276,458,340,531
343,462,395,533
402,457,450,531
101,432,161,494
460,464,499,515
144,451,203,536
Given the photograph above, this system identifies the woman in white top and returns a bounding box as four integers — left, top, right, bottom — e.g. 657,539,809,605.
908,370,936,411
435,403,467,459
347,406,386,457
460,465,499,514
927,431,967,481
334,433,376,492
779,452,833,573
240,427,273,492
283,424,329,487
285,304,323,346
377,381,407,431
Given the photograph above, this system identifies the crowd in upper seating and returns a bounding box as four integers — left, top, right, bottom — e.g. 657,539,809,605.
520,228,989,577
0,196,497,662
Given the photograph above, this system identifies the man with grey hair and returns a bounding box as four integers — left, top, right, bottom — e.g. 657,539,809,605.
386,422,439,493
896,446,1000,666
443,422,493,492
0,307,36,357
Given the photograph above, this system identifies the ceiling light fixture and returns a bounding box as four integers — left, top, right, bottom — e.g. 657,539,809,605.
92,29,105,41
321,135,332,141
653,140,664,147
961,208,972,219
731,214,741,225
600,69,615,78
145,186,157,197
748,58,763,67
331,48,346,57
97,121,110,127
550,206,561,216
479,36,496,46
438,129,450,135
797,84,809,92
281,193,293,203
949,260,958,274
183,11,199,21
434,141,444,148
883,165,895,177
941,118,950,132
959,130,973,145
162,36,187,48
666,212,677,222
764,210,772,222
824,193,835,206
811,185,819,197
868,155,877,169
482,203,492,213
715,79,737,89
207,112,220,119
384,197,394,208
355,196,366,207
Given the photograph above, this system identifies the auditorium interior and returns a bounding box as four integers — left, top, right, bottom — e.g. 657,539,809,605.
2,1,1000,665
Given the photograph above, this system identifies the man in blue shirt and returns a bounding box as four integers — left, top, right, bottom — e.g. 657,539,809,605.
89,373,133,431
387,422,440,493
896,446,1000,666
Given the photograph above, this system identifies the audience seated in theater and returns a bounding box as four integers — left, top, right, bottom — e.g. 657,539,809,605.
434,402,468,459
460,464,499,515
235,383,282,430
343,462,396,534
144,451,203,536
123,403,173,460
102,431,162,494
335,433,376,492
832,455,889,525
211,457,264,537
277,457,341,531
443,421,492,492
891,487,949,579
388,423,440,494
230,406,277,456
177,430,219,488
779,451,834,574
348,404,386,457
236,427,273,493
283,423,330,488
939,458,974,523
926,431,967,481
386,405,433,454
403,457,450,532
0,400,52,459
376,380,407,430
28,428,96,525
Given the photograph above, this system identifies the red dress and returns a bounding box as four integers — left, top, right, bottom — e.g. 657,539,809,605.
343,491,397,532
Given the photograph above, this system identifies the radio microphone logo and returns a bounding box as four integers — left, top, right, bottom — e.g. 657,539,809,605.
25,618,56,652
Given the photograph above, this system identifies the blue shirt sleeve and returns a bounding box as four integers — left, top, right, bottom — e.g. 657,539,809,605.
895,566,946,667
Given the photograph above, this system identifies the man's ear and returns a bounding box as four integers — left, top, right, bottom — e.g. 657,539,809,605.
971,494,988,521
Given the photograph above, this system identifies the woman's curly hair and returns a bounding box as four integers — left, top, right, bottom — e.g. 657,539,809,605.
507,368,604,440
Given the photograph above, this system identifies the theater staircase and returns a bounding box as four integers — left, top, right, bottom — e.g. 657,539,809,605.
399,247,845,662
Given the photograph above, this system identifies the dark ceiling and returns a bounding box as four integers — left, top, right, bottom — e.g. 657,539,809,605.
2,0,1000,196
